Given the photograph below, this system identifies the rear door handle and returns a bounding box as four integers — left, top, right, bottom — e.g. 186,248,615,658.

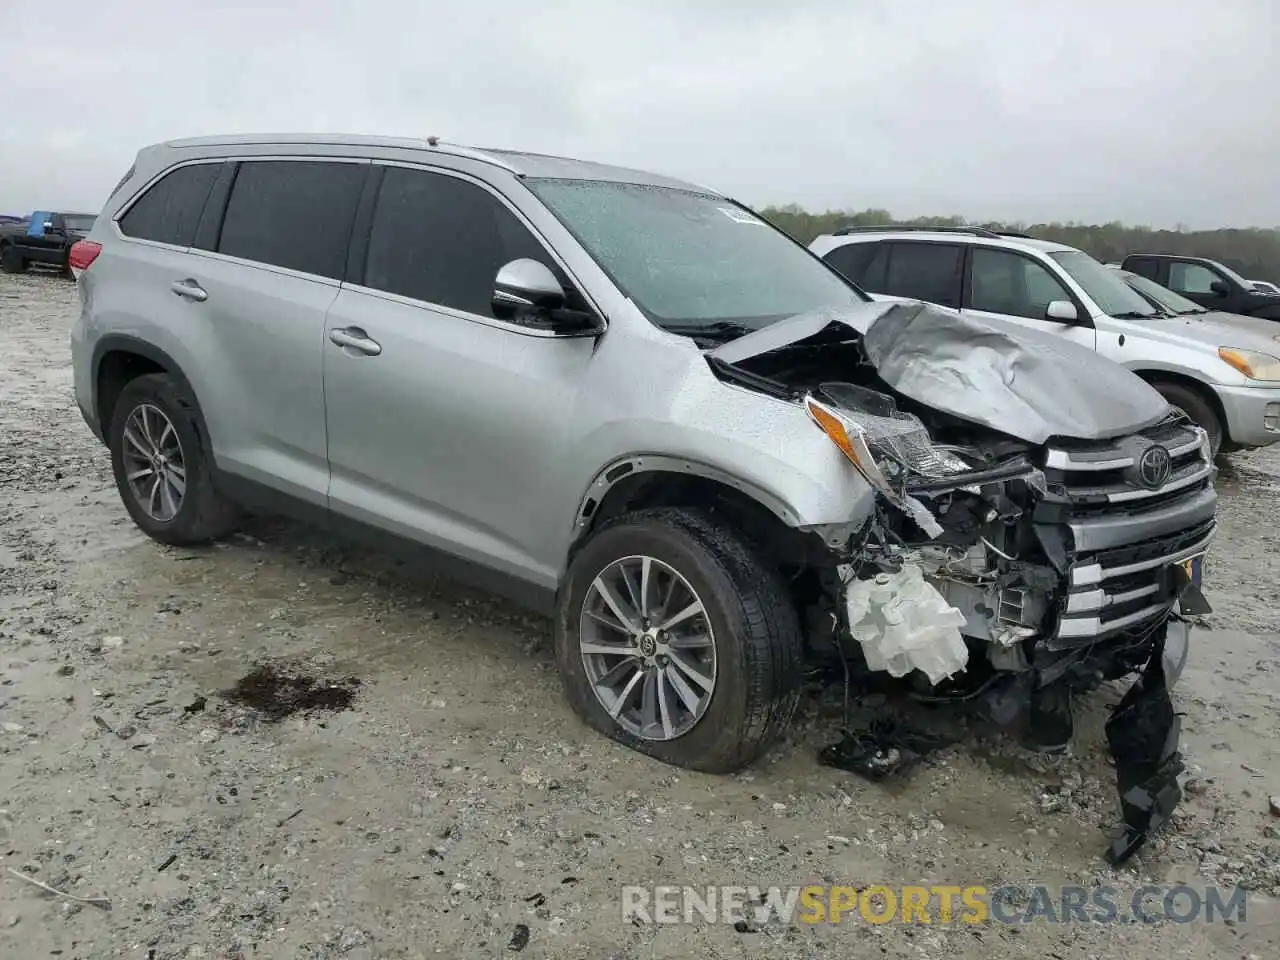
170,280,208,302
328,326,382,356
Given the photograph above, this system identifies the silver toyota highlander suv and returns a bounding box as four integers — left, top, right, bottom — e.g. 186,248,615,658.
69,137,1213,819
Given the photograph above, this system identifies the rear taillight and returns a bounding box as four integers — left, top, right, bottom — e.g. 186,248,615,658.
68,240,102,273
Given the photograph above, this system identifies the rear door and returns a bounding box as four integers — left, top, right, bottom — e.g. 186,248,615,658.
961,246,1095,349
178,158,367,504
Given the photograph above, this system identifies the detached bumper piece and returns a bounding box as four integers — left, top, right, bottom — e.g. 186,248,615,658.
1105,632,1183,866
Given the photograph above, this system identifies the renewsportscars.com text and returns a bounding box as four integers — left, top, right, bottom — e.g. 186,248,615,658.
622,884,1248,926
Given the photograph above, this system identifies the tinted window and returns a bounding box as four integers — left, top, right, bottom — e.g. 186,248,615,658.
823,242,878,284
218,161,364,279
1123,256,1160,280
1168,261,1224,296
860,243,891,291
119,163,219,247
364,167,553,317
884,242,962,306
968,248,1072,320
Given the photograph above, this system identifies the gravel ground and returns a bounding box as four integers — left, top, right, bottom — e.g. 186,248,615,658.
1,270,1278,959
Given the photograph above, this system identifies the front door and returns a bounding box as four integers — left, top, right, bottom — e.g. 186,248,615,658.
322,164,596,591
961,246,1096,350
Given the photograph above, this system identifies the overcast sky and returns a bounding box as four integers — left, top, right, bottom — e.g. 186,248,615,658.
3,0,1276,228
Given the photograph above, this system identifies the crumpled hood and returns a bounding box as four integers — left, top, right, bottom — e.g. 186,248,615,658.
711,300,1171,444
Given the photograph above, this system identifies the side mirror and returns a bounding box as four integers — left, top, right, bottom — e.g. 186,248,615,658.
1045,300,1078,322
42,221,55,231
492,259,600,334
494,258,566,311
1209,280,1231,297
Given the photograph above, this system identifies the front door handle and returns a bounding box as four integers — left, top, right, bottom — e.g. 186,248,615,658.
328,326,382,356
170,279,208,302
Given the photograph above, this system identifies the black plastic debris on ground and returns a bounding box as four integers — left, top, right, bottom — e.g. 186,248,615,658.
222,663,361,721
819,718,954,780
1104,633,1184,865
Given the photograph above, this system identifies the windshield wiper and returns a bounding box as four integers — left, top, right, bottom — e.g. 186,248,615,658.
658,320,754,343
1112,310,1163,319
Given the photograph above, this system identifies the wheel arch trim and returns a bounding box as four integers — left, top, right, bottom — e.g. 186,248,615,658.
91,335,212,450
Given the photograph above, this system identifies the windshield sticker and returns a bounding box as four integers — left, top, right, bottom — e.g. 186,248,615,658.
719,207,765,225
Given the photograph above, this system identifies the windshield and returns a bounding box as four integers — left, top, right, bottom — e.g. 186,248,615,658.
1211,260,1251,287
1120,270,1205,315
526,179,864,332
62,215,96,233
1049,250,1159,317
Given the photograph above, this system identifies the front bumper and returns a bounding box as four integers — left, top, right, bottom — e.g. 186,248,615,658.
1214,382,1280,446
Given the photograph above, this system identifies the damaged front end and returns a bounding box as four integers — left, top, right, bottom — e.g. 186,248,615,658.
710,301,1216,863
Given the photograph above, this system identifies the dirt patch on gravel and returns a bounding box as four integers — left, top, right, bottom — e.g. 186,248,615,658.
1,272,1277,959
222,663,362,722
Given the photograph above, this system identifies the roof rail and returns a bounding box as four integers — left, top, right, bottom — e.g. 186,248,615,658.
993,230,1033,239
832,223,1001,239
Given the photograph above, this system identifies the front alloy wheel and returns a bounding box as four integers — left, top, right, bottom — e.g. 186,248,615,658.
554,507,803,773
580,555,717,741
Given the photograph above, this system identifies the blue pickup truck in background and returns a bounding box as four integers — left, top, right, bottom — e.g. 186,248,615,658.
0,210,97,275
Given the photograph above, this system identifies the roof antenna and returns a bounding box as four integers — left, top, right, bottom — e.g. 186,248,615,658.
426,136,439,147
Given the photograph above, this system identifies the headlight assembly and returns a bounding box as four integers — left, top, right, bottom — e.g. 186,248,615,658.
1219,347,1280,382
804,382,975,482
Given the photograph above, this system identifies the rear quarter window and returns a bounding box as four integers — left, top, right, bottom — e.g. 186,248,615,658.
118,163,221,247
822,242,879,284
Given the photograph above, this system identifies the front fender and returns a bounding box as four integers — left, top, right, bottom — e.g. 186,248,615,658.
548,387,879,566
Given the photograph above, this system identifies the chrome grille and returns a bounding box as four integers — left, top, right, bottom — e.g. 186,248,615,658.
1042,417,1216,642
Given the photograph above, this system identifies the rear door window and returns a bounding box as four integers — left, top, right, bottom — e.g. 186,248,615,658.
363,166,553,318
118,163,221,247
217,160,365,280
883,242,963,307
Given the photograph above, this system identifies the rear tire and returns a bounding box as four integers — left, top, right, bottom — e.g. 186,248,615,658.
554,507,803,773
1153,382,1223,457
0,245,28,274
108,373,240,545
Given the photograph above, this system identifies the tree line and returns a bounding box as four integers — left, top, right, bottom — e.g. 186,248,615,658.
759,205,1280,283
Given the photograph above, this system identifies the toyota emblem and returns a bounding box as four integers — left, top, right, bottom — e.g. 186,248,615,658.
1137,444,1172,489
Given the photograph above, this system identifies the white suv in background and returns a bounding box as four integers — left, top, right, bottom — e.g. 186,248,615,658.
810,226,1280,455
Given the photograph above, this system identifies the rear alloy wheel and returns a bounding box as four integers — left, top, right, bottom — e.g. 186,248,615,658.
1153,382,1223,457
555,507,802,773
120,403,187,522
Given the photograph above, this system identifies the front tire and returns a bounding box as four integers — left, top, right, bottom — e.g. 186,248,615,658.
1153,382,1223,457
554,508,803,773
108,373,239,545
